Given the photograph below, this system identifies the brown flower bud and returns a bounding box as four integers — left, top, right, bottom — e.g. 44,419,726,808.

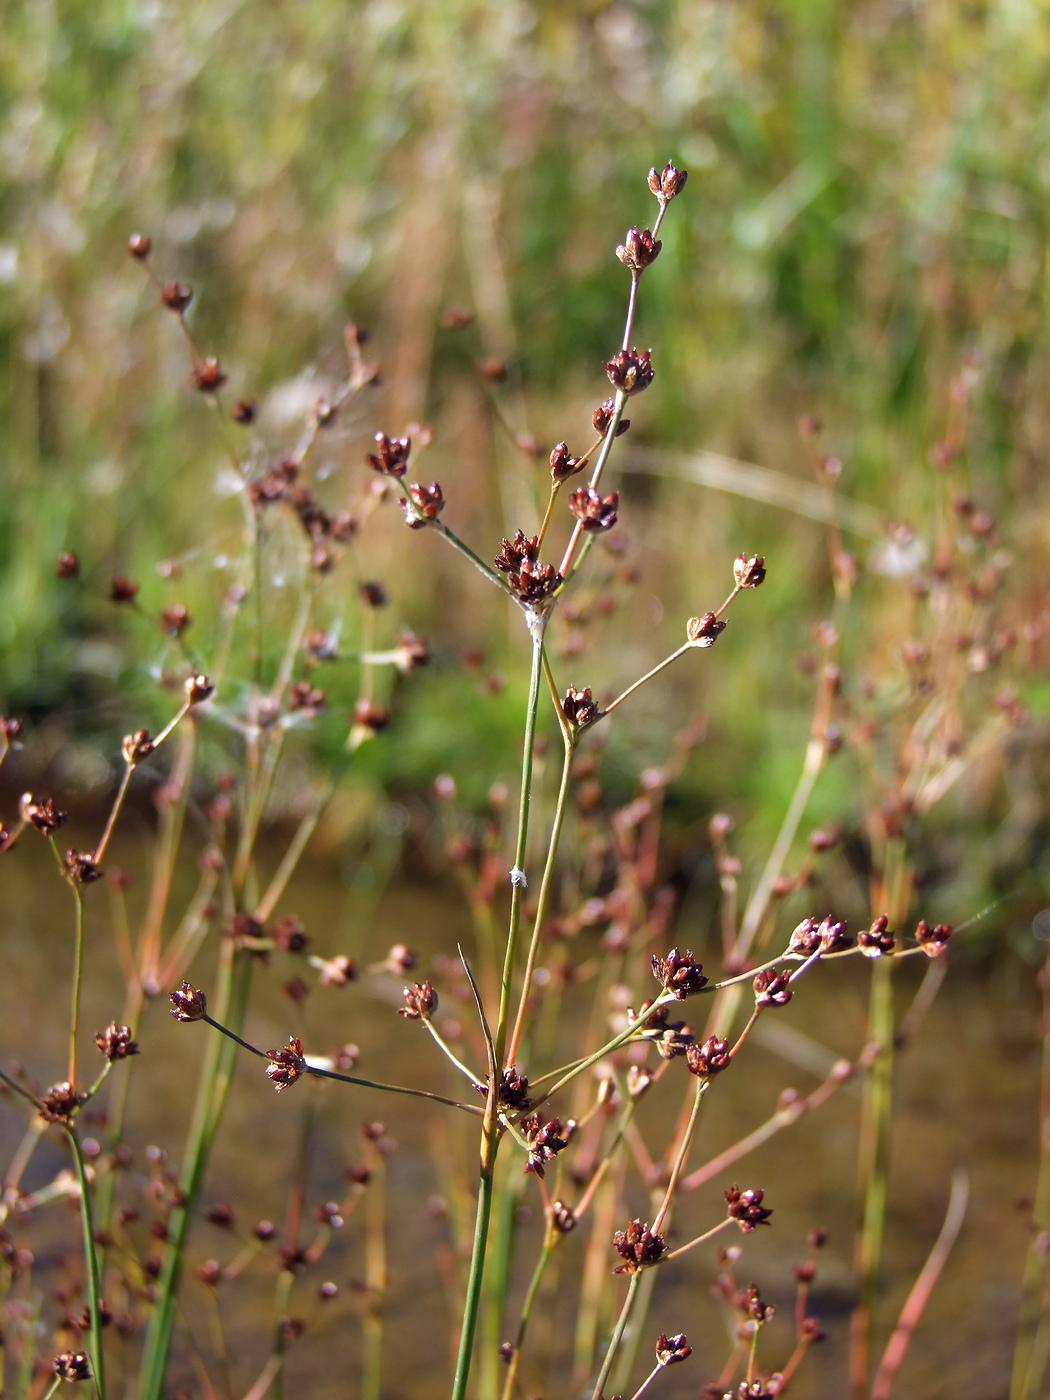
287,682,325,714
191,358,226,392
569,486,618,532
592,399,631,437
521,1115,568,1177
858,914,895,958
110,576,139,603
95,1023,139,1060
266,1037,306,1092
402,481,444,527
160,604,192,636
21,794,67,833
351,699,389,733
232,399,256,424
160,281,192,312
64,849,102,884
616,226,662,271
360,581,389,608
604,347,654,396
655,1333,692,1366
552,1200,577,1232
185,673,214,705
725,1184,773,1232
687,613,726,648
549,442,584,481
562,685,601,728
647,163,688,201
733,554,766,588
39,1082,86,1125
127,232,152,259
398,981,438,1020
651,948,708,999
169,982,207,1022
56,550,79,579
753,969,792,1007
612,1218,667,1273
53,1351,92,1382
687,1035,731,1077
915,920,953,957
365,432,411,478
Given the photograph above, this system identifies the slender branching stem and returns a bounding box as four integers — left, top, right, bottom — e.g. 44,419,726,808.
66,1127,106,1399
92,764,134,866
599,645,692,723
652,1076,707,1235
591,1272,641,1400
424,1020,485,1088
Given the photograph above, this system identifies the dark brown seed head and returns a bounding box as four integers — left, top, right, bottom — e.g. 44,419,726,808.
360,581,389,608
39,1082,86,1125
647,163,688,201
185,673,214,705
196,1259,223,1286
95,1024,139,1061
56,550,79,579
110,576,139,603
398,981,439,1020
734,554,766,588
159,604,192,636
2,716,23,741
265,1037,306,1092
351,699,389,734
549,442,584,481
232,399,256,424
569,486,618,532
21,794,67,834
365,432,411,478
612,1218,667,1273
655,1333,692,1366
287,682,325,714
64,849,102,884
53,1351,92,1383
169,982,207,1022
858,914,895,958
592,399,631,437
271,915,309,952
563,685,601,728
651,948,708,999
604,347,655,396
121,729,154,766
521,1115,568,1177
687,613,726,648
127,232,152,259
551,1200,577,1232
487,1067,531,1110
817,916,852,953
192,358,226,392
160,281,192,312
789,917,821,954
725,1185,773,1233
915,920,953,957
402,481,444,526
687,1035,731,1077
615,226,662,271
753,969,792,1007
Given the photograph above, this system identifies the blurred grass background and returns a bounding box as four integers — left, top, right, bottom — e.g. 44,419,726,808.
1,0,1048,925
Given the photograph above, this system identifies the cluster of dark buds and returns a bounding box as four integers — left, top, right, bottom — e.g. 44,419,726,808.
551,1200,577,1233
687,1034,731,1077
787,915,852,956
160,280,192,312
127,231,151,259
110,575,139,603
733,554,767,588
604,348,655,396
56,550,79,578
64,849,102,884
521,1115,568,1177
616,226,662,272
160,603,192,635
652,948,708,999
398,981,438,1020
95,1024,139,1061
631,1000,694,1059
744,1283,775,1323
266,1037,307,1092
719,1381,778,1400
192,357,226,392
687,612,727,648
271,915,309,952
39,1082,87,1125
287,682,326,714
491,1067,532,1110
592,399,631,437
549,442,585,481
647,163,688,202
725,1185,773,1233
858,914,896,957
800,1316,826,1344
185,673,214,704
915,920,953,957
53,1352,92,1383
562,685,601,728
366,432,411,478
613,1218,667,1274
21,794,67,833
401,481,444,527
122,728,154,765
493,530,563,603
569,485,618,531
753,969,792,1007
169,982,207,1022
655,1333,692,1367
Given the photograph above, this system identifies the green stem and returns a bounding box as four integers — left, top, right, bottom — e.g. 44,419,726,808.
66,1128,106,1399
591,1272,641,1400
451,1135,497,1400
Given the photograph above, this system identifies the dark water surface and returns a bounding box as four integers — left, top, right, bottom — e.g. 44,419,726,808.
0,829,1041,1400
